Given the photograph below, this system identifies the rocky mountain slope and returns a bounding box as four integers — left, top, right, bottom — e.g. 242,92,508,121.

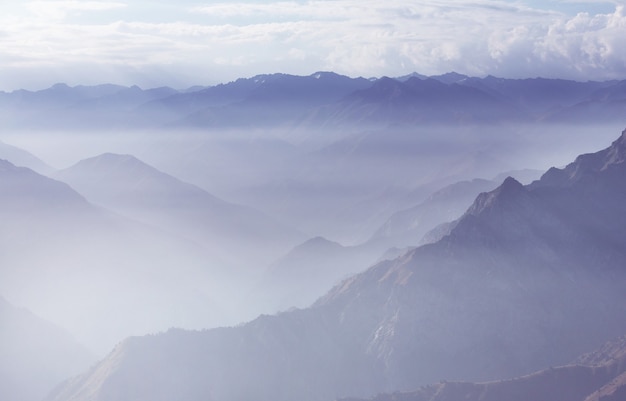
341,335,626,401
46,129,626,401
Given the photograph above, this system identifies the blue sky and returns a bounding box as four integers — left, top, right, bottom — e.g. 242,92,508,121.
0,1,624,90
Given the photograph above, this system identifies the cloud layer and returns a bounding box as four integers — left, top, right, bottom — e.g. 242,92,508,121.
0,1,624,90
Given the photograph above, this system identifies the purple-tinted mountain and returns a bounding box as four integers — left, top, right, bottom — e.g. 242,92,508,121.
459,76,616,117
177,71,372,128
543,79,626,124
3,73,626,132
233,122,522,244
300,76,525,129
0,83,125,108
55,153,304,268
0,83,177,129
369,178,499,248
46,129,626,401
369,169,543,249
0,296,93,401
0,140,54,175
428,72,469,84
0,159,230,352
257,236,385,311
341,335,626,401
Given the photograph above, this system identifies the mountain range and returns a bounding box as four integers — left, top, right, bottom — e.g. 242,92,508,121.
46,128,626,401
54,152,304,269
0,158,238,353
1,72,625,132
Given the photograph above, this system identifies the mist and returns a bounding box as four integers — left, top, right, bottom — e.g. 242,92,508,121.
1,121,621,346
2,73,626,401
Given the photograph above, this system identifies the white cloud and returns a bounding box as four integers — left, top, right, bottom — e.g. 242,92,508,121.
0,1,625,90
26,1,127,20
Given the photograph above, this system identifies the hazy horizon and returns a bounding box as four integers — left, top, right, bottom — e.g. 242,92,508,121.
1,1,625,91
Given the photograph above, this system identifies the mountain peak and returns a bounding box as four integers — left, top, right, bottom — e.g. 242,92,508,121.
606,127,626,164
534,128,626,188
429,72,469,84
73,153,146,171
501,175,524,189
466,176,526,216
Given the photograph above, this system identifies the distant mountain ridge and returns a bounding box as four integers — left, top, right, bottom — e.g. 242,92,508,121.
1,72,625,131
55,152,304,268
0,158,236,353
47,129,626,401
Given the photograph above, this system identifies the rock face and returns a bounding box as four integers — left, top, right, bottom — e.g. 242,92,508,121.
48,129,626,401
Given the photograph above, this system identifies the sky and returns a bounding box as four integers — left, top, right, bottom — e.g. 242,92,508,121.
0,0,624,91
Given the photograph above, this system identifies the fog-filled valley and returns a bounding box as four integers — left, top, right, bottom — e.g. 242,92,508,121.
2,72,626,401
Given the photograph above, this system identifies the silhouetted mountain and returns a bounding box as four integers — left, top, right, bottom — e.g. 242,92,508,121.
0,158,89,212
0,83,176,129
243,124,521,244
0,83,125,109
300,76,524,128
428,72,469,84
177,72,372,128
465,76,611,109
0,141,54,175
395,72,428,82
47,129,626,401
544,79,626,124
257,236,384,311
0,159,230,352
2,74,626,131
0,296,93,401
370,178,498,248
55,153,304,268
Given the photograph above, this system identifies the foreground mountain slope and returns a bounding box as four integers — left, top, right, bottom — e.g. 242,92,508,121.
47,129,626,401
341,335,626,401
0,297,93,401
